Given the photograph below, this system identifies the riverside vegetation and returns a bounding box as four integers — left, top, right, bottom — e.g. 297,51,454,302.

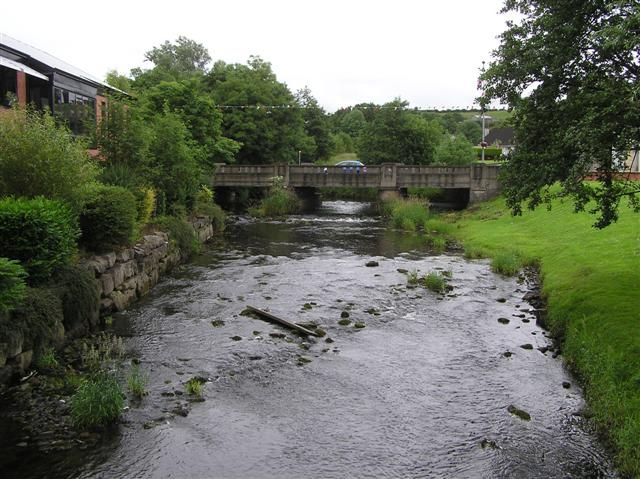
406,194,638,477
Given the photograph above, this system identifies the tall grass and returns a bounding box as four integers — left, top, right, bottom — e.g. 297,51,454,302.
381,197,431,231
448,194,640,476
71,372,124,428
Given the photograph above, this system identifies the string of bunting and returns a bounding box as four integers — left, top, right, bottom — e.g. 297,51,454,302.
213,104,488,112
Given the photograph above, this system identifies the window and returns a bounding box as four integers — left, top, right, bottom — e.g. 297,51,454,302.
53,87,96,136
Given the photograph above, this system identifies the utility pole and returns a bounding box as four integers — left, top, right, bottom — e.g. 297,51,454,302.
479,61,487,162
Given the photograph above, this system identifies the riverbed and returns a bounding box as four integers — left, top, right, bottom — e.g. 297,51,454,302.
3,201,618,478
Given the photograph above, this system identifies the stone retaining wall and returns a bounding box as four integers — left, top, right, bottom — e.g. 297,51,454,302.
85,216,214,315
0,217,216,383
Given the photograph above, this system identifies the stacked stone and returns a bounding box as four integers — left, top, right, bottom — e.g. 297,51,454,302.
83,232,179,314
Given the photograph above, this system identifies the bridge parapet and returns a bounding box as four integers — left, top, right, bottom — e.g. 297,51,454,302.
212,163,501,202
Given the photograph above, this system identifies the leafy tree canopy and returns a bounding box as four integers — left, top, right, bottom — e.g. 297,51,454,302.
131,36,212,88
358,99,443,165
206,57,309,164
482,0,640,227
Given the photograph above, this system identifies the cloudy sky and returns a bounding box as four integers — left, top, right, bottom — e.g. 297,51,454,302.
3,0,510,112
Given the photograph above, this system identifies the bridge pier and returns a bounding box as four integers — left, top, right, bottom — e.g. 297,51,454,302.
468,164,501,203
293,187,322,211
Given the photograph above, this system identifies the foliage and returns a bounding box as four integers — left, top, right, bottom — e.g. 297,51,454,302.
80,333,126,372
153,216,200,258
0,197,79,283
141,79,240,168
0,108,99,206
491,251,524,276
207,56,309,165
381,197,431,231
435,136,477,165
249,180,301,217
134,186,157,224
358,99,442,165
456,119,482,145
481,0,640,228
330,132,355,155
473,146,503,161
48,265,100,338
36,347,59,369
0,258,27,313
79,184,138,252
448,194,639,475
422,271,448,293
148,111,202,211
71,372,124,428
296,87,332,162
132,36,212,87
185,377,204,396
7,286,64,356
194,186,226,229
94,97,152,176
127,364,147,399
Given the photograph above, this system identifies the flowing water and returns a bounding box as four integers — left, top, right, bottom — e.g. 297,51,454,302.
7,202,618,478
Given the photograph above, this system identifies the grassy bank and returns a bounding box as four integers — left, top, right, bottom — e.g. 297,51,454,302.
440,197,639,476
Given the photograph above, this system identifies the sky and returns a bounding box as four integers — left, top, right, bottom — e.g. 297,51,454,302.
2,0,510,112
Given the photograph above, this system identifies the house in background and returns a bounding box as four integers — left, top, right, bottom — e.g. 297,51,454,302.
0,33,122,136
484,127,515,156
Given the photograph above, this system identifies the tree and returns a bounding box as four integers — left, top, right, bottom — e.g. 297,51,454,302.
295,87,332,162
456,119,482,145
481,0,640,227
358,99,442,165
131,36,212,88
141,79,240,167
339,108,367,142
435,136,477,165
207,57,308,164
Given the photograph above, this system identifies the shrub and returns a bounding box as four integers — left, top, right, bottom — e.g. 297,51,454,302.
8,287,65,356
71,372,124,428
48,265,100,338
194,185,226,230
0,258,27,313
133,186,156,224
79,184,137,252
250,185,301,217
0,197,79,283
153,216,200,258
0,108,99,205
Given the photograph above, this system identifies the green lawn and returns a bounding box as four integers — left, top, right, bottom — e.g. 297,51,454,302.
442,196,640,476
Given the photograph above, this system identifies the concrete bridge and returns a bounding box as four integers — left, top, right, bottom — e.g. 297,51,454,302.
212,163,501,206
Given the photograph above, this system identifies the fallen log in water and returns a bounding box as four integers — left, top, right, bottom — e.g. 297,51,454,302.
244,305,319,337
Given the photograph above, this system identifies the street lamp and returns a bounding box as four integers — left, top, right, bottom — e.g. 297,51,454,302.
480,61,486,162
298,150,301,165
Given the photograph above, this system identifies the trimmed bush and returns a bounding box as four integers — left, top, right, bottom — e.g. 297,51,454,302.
0,258,27,313
48,265,100,338
71,372,124,428
153,216,200,258
0,197,79,283
79,184,137,252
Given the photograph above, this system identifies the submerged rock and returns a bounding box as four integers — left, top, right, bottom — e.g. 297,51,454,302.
365,261,379,267
507,405,531,421
497,317,510,325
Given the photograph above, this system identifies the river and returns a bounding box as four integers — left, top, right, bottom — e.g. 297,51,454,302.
8,201,619,478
